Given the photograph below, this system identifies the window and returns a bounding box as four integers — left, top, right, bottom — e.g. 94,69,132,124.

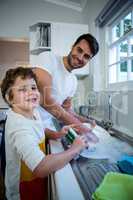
108,10,133,84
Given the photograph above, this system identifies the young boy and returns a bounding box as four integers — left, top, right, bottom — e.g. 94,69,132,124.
1,67,88,200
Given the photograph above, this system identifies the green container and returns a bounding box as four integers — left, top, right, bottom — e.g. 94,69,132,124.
65,128,78,144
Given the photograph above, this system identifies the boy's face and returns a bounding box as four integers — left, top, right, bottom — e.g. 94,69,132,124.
10,77,40,112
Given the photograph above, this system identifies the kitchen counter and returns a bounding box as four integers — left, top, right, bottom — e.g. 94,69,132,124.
49,120,133,200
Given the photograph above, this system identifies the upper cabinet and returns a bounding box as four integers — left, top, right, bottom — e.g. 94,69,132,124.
30,22,89,76
29,22,51,55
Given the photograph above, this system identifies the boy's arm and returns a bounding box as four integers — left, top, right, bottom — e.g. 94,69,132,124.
45,125,74,140
45,128,63,140
33,136,88,178
12,126,88,179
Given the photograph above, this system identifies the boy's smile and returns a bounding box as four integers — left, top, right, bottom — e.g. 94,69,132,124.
10,77,40,117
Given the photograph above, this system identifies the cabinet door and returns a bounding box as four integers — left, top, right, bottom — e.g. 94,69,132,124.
52,23,89,76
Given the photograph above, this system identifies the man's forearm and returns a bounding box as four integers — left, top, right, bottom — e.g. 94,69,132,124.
41,99,81,125
66,109,88,123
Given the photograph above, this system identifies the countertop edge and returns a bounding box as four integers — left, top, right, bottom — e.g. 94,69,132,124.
49,139,84,200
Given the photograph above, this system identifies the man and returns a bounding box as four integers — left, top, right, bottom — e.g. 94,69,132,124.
32,33,99,134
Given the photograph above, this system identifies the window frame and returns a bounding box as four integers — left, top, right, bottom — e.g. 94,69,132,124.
107,5,133,87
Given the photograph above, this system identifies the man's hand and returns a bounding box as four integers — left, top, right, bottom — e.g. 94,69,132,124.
87,119,96,129
85,131,99,143
73,124,99,143
73,123,92,134
62,97,72,110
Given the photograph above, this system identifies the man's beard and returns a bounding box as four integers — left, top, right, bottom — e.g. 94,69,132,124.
67,52,84,70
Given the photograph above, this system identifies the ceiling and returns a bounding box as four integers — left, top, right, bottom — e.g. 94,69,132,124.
44,0,88,11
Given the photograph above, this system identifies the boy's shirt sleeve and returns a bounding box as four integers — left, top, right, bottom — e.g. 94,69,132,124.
10,128,45,171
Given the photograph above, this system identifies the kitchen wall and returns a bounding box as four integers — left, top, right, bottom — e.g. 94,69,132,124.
0,0,108,108
0,40,29,83
0,0,107,38
0,40,29,108
0,40,29,65
0,0,132,137
0,0,88,37
88,90,133,137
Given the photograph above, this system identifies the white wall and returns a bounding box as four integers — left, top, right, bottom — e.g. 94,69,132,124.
0,0,85,38
82,0,108,91
0,0,108,108
0,0,108,38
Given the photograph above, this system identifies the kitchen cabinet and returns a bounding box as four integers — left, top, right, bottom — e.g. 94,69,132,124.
30,22,89,77
29,22,51,55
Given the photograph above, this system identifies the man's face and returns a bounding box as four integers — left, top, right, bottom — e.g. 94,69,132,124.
68,39,93,70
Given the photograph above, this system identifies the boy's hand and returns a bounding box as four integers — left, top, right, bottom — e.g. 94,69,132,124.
59,124,80,138
71,135,89,152
59,125,71,137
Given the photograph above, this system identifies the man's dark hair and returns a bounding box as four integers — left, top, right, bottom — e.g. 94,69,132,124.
73,33,99,57
1,66,37,105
